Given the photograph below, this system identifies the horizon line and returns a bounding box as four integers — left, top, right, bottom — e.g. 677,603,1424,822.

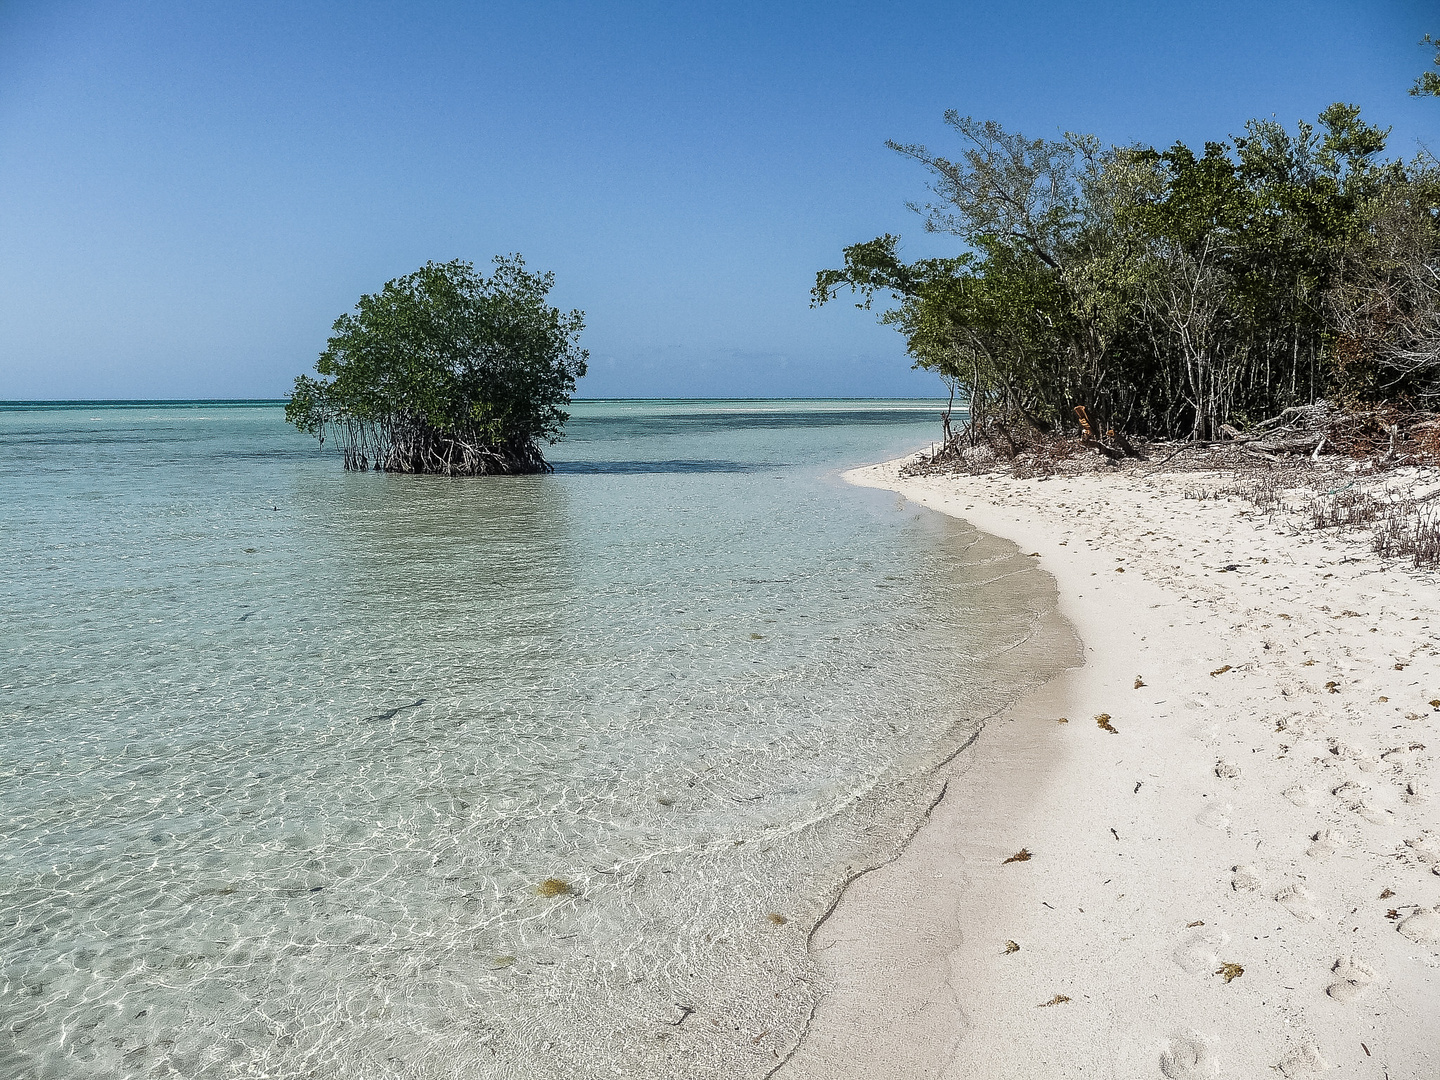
1,395,953,406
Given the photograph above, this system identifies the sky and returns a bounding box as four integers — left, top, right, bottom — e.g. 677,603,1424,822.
2,1,1439,401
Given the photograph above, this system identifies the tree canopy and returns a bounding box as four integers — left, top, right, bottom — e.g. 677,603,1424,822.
286,257,587,474
816,105,1440,444
1412,34,1440,98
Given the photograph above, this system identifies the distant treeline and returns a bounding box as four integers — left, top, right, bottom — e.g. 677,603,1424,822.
815,105,1440,442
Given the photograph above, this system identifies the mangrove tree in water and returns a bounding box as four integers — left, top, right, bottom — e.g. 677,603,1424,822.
286,257,587,474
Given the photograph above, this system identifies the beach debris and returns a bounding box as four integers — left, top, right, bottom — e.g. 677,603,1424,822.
364,698,427,723
656,795,676,806
1110,828,1120,840
1056,716,1069,724
750,633,765,640
1095,713,1118,734
491,955,516,969
1215,962,1244,983
1208,664,1232,677
536,878,573,898
1134,782,1143,793
1430,699,1440,710
1380,887,1395,899
1004,940,1020,954
668,1004,696,1026
1395,662,1407,670
1027,552,1041,557
765,913,788,926
1134,676,1146,688
1326,681,1341,693
1215,760,1240,779
1003,848,1033,865
1186,920,1205,928
243,547,257,553
1115,566,1125,572
1037,994,1072,1007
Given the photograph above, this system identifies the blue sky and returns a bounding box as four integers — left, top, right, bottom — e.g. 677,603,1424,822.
2,1,1438,400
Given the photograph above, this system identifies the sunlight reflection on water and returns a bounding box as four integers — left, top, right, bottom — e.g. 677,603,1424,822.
0,400,1071,1079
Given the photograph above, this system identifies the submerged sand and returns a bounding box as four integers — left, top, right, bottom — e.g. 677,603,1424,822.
776,459,1440,1080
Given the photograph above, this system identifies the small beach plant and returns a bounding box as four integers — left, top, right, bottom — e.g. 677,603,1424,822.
286,256,587,474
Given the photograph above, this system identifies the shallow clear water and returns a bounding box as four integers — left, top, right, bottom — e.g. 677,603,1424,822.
0,400,1069,1079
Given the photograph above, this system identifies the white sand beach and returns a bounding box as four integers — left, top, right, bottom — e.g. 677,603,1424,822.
778,458,1440,1080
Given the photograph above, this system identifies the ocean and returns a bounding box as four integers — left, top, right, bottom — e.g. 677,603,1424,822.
0,400,1067,1079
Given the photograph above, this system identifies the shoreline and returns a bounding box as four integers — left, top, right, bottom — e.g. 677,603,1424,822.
777,456,1440,1079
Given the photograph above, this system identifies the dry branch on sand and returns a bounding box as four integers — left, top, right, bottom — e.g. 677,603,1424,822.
910,402,1440,481
904,402,1440,569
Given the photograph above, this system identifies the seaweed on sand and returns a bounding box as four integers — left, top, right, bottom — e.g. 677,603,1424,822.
536,878,573,897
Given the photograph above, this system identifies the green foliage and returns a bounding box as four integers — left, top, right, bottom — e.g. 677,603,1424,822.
817,105,1440,442
1411,34,1440,97
286,257,587,474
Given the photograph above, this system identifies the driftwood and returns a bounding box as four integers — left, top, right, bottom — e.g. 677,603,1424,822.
1252,434,1326,455
1110,429,1147,460
1073,406,1140,460
1150,403,1331,464
923,400,1438,477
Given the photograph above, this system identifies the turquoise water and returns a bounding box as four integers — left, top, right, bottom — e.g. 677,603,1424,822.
0,400,1067,1079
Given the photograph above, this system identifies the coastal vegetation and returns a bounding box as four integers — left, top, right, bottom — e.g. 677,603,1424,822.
286,257,587,474
815,104,1440,456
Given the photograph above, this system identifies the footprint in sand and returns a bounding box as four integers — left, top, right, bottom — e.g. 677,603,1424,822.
1353,803,1392,826
1196,805,1231,830
1327,738,1365,761
1159,1030,1219,1078
1326,956,1376,1002
1275,883,1324,921
1214,760,1240,779
1231,864,1261,892
1275,715,1308,736
1331,780,1364,800
1402,779,1427,804
1397,907,1440,945
1172,925,1230,975
1402,831,1440,865
1381,747,1411,767
1306,830,1347,859
1275,1044,1330,1078
1283,786,1317,807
